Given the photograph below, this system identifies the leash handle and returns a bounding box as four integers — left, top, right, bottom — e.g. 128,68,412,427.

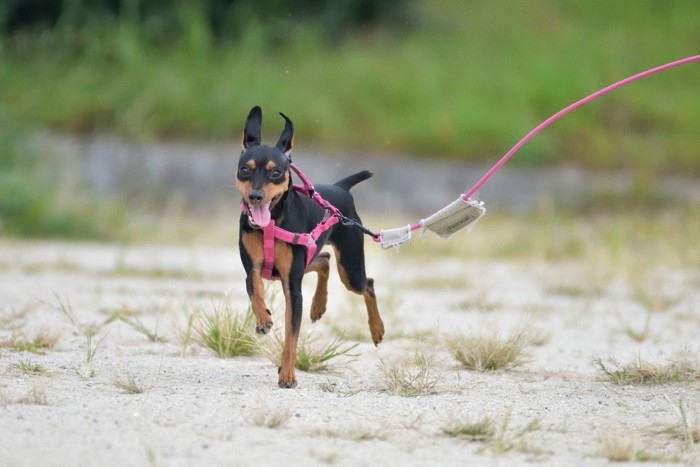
373,54,700,245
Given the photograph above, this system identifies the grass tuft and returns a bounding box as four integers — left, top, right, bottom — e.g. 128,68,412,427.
0,327,61,354
112,369,150,394
447,327,533,372
11,358,48,376
76,330,109,380
443,416,496,441
376,344,442,397
192,302,258,358
594,356,700,385
599,431,638,462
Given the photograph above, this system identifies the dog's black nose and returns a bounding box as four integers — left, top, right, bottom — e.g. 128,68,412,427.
249,191,264,204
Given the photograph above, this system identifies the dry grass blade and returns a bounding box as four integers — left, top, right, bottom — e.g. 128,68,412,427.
448,327,533,372
594,356,700,385
115,308,166,343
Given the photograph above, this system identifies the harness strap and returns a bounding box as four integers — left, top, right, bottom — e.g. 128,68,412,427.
261,221,276,280
243,162,370,280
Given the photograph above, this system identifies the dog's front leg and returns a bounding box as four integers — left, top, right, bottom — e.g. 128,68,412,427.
275,241,305,388
241,232,273,334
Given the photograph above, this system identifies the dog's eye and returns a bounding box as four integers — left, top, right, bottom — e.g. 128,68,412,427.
239,166,250,177
269,169,283,180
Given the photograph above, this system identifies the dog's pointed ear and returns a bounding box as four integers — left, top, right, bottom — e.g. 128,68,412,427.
242,106,263,149
275,112,294,156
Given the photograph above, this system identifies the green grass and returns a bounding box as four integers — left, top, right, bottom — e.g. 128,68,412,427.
192,302,258,358
11,358,48,376
1,1,699,175
0,328,61,354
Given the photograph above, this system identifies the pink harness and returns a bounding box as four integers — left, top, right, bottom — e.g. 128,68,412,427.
241,163,341,280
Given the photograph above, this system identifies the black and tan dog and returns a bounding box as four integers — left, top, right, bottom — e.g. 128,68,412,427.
236,106,384,388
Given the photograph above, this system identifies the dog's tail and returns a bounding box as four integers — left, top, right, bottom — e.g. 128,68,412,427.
334,170,373,191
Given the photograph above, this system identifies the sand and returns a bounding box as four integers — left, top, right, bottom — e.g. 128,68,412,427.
1,239,699,466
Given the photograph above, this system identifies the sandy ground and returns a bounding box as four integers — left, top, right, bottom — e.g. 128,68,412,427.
1,238,699,466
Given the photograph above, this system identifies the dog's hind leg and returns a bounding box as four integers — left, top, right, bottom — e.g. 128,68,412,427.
332,246,385,346
305,252,331,322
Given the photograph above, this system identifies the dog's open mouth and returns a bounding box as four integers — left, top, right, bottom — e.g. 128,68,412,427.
247,194,283,228
248,200,271,227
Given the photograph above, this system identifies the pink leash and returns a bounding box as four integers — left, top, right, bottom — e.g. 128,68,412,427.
383,54,700,240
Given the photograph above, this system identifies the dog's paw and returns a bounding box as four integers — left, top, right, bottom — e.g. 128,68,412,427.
370,321,385,347
310,303,327,323
256,320,273,335
278,378,298,389
278,366,297,388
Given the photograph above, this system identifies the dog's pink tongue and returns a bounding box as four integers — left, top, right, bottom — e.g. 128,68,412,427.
250,201,272,227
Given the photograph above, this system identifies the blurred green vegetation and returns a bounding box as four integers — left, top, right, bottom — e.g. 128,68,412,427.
1,0,698,173
1,0,699,239
0,116,124,238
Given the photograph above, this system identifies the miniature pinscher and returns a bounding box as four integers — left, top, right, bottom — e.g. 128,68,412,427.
236,106,384,388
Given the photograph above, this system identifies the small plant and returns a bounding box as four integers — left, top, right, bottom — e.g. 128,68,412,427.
599,431,637,462
76,330,109,380
112,369,150,394
594,356,700,385
442,412,540,454
193,302,258,358
12,358,48,375
443,416,496,441
490,415,541,455
263,331,358,372
376,346,441,397
0,327,61,354
448,327,533,372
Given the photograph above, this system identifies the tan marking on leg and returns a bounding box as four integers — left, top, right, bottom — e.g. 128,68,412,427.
241,232,273,333
363,278,384,346
333,246,384,346
274,240,298,388
305,252,330,322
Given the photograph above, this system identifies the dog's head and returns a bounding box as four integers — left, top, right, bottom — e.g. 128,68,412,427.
236,106,294,227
